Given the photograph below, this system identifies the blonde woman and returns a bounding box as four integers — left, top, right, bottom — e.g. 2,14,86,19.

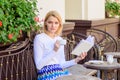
33,10,87,80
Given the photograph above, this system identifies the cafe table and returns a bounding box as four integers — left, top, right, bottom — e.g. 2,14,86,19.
104,52,120,59
56,74,101,80
104,52,120,80
84,61,120,80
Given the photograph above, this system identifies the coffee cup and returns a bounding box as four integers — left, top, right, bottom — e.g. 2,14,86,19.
106,54,114,64
59,39,66,45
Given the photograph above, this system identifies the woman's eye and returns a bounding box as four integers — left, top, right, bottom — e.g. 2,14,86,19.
47,21,59,24
55,22,59,24
48,21,52,24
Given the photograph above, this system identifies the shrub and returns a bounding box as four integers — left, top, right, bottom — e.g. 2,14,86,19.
105,0,120,17
0,0,39,44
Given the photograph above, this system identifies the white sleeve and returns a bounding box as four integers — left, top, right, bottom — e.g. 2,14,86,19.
59,46,77,68
60,59,77,68
33,36,57,70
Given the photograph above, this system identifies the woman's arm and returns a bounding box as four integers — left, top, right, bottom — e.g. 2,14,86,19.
60,59,77,68
60,52,87,68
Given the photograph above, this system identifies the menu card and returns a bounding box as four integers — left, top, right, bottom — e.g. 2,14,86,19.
71,35,94,56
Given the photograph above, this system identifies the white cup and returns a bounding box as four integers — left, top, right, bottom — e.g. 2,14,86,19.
59,39,66,45
106,55,114,64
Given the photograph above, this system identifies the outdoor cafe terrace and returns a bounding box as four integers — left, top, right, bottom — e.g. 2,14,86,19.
0,18,120,80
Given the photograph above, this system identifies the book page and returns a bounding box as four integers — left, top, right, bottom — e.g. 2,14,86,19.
71,35,94,56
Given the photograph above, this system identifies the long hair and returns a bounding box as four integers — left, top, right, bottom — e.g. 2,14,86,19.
44,11,63,36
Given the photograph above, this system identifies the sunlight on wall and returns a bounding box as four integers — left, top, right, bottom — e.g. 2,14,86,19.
65,0,105,20
37,0,65,22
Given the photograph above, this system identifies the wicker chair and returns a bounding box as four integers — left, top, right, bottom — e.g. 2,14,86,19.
66,28,118,61
63,29,117,77
86,28,117,52
64,32,99,64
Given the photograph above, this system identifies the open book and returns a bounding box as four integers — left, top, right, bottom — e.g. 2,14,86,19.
71,35,94,56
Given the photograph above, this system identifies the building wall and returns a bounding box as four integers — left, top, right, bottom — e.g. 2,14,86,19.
87,0,105,20
37,0,65,22
65,0,105,20
65,0,82,20
37,0,105,21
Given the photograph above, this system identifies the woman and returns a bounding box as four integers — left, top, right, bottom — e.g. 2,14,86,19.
33,10,87,80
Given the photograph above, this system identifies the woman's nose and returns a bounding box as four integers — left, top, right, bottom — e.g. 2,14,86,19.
52,23,56,27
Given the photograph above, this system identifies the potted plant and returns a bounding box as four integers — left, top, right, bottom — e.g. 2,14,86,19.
0,0,40,45
105,0,120,18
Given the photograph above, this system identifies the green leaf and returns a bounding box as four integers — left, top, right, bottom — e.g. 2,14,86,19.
0,0,38,43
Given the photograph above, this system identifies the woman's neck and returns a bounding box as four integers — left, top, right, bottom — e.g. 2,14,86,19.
46,32,56,39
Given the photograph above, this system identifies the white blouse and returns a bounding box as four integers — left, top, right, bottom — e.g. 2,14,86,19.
33,33,77,70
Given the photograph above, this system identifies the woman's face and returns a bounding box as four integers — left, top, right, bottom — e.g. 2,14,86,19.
45,16,60,34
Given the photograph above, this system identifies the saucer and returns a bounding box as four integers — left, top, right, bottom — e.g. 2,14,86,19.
88,60,104,64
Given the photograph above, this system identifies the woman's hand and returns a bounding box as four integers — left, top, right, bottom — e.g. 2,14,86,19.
75,52,87,63
54,40,60,52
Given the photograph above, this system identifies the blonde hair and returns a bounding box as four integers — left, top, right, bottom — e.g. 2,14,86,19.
44,10,63,36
